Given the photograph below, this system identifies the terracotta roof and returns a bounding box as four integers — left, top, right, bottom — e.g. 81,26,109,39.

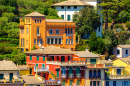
73,51,99,58
117,44,130,48
46,19,72,23
25,12,45,17
18,65,29,70
0,60,19,70
100,60,113,65
25,45,73,55
21,75,43,85
52,0,93,6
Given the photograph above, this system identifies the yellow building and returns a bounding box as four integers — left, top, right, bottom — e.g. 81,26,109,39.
19,11,77,51
18,65,33,75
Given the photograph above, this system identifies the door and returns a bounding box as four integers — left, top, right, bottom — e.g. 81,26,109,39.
9,73,13,81
29,68,32,75
57,70,59,77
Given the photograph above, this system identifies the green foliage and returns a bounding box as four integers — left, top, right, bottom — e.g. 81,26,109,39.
125,21,130,30
73,7,101,37
118,34,126,44
2,12,15,21
0,37,19,44
31,46,36,50
110,55,116,60
50,71,56,79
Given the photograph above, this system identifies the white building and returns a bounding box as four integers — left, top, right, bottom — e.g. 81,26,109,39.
52,0,103,37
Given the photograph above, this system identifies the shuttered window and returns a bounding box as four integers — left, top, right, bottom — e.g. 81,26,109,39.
0,74,4,79
37,55,39,61
30,55,32,60
62,80,65,85
67,15,70,21
77,80,80,85
90,59,96,64
69,80,72,85
61,15,64,20
43,56,45,61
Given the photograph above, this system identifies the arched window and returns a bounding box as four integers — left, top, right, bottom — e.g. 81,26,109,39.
62,68,66,75
69,67,73,74
76,67,80,74
37,27,39,34
93,70,96,78
89,70,92,79
98,70,101,79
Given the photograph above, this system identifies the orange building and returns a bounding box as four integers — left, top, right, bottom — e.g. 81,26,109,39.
19,12,77,51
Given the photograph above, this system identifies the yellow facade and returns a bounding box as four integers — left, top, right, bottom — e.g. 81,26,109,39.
20,70,30,75
19,12,77,51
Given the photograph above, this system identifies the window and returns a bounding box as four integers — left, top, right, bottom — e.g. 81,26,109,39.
69,80,72,85
89,70,92,79
76,67,80,75
34,39,36,45
86,59,87,63
37,27,39,35
117,50,120,54
0,74,4,79
71,28,73,34
69,39,71,44
122,81,128,86
56,29,59,34
113,81,116,86
62,80,65,85
26,40,28,45
67,15,70,21
37,39,39,44
93,81,96,86
90,81,92,86
97,81,100,86
27,28,28,34
67,6,70,9
61,15,64,20
47,38,50,44
21,28,24,34
40,19,41,23
37,20,39,23
40,39,42,44
68,28,70,34
51,38,54,44
106,81,109,86
90,59,96,64
77,80,80,85
65,28,67,34
42,64,45,69
61,6,64,9
66,39,68,44
49,29,53,34
35,64,38,67
59,38,61,44
30,55,32,60
126,50,128,54
35,19,37,23
37,55,39,61
117,69,121,75
21,38,24,47
68,56,71,61
74,6,77,9
57,70,59,77
55,38,57,44
71,39,73,44
43,56,45,61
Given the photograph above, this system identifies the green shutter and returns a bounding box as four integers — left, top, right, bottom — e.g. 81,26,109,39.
67,15,70,21
69,80,72,85
57,70,59,77
36,64,38,67
0,74,4,79
30,55,32,60
90,59,96,64
37,55,39,61
77,80,80,85
43,56,45,61
42,64,45,69
62,80,65,85
61,15,64,19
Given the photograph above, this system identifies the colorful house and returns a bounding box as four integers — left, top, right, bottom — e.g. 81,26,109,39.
19,11,77,51
18,65,33,75
0,60,23,86
113,44,130,58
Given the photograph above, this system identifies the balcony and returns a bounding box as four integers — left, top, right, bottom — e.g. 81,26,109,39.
86,64,105,68
61,74,67,78
76,73,81,78
36,33,41,37
0,78,23,83
34,67,49,72
44,80,61,85
46,61,61,65
61,61,85,66
69,74,74,78
107,74,130,79
66,34,73,36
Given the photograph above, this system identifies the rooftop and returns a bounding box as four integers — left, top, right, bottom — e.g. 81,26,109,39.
25,45,73,55
118,57,130,65
52,0,92,6
117,44,130,48
73,51,99,58
0,60,19,70
18,65,29,70
46,19,72,23
100,60,113,65
25,11,45,17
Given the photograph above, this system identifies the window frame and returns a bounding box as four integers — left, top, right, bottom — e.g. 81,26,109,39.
67,6,71,9
61,6,64,9
56,29,59,34
67,15,71,21
49,29,53,34
30,55,32,60
74,6,77,9
61,15,64,20
43,56,45,61
37,55,39,61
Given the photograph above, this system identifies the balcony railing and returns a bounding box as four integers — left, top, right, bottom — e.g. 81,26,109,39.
0,78,23,83
76,73,81,78
61,74,67,78
69,74,74,78
61,61,85,66
36,33,41,36
44,80,61,84
107,74,130,79
46,61,61,65
66,34,73,36
86,64,105,68
34,67,49,72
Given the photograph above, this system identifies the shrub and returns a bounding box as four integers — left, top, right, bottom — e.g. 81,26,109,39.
125,21,130,31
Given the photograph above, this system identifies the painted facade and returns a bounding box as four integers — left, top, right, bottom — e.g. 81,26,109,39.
19,12,77,51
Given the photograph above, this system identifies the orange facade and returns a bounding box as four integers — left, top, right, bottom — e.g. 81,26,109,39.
19,12,77,51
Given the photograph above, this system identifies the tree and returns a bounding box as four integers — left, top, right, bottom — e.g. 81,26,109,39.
118,34,126,44
73,7,101,37
99,0,130,29
125,21,130,31
97,37,105,54
89,32,98,52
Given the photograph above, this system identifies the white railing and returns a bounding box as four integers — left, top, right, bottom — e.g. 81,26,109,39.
61,74,67,78
61,61,85,66
69,74,74,78
108,74,130,79
76,73,81,78
44,80,61,84
34,67,49,72
86,64,105,68
36,33,41,36
46,61,61,65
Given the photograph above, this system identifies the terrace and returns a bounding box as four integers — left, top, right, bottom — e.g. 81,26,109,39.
61,61,85,66
86,64,105,68
34,67,49,72
107,74,130,79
